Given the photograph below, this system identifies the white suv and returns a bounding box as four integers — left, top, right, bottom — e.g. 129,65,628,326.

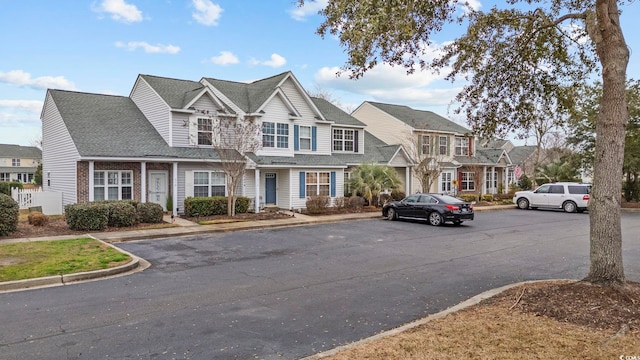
513,182,591,213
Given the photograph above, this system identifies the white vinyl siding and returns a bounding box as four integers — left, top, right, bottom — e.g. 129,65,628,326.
41,92,81,207
130,78,172,144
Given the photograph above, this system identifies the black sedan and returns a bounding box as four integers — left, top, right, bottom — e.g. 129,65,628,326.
382,193,474,226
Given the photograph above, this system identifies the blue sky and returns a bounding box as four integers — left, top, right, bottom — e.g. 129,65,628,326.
1,0,639,147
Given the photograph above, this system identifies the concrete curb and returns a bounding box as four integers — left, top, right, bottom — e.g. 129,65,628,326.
0,237,144,293
300,279,574,360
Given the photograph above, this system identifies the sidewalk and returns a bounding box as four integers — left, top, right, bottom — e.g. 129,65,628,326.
0,205,513,292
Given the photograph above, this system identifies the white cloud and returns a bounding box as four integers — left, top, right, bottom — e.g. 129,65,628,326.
250,53,287,68
0,70,78,91
314,63,462,108
115,41,181,54
289,0,328,21
192,0,223,26
94,0,143,23
463,0,482,12
209,51,239,65
0,100,43,126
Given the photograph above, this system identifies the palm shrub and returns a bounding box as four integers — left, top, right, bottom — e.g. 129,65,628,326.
348,163,402,206
0,193,19,236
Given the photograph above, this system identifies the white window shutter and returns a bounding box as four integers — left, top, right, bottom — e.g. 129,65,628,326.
185,171,194,197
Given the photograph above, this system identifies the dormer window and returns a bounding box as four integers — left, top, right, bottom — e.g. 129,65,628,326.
333,129,355,152
455,137,470,156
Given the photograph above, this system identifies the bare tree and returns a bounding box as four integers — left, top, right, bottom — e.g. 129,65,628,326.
404,132,445,193
194,109,261,216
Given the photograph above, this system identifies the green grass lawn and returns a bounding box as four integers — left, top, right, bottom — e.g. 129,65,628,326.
0,238,131,281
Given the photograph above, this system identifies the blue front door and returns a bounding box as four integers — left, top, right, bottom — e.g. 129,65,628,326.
265,173,276,205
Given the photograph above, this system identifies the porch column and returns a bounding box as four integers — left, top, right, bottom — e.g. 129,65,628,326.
491,166,496,194
482,166,487,195
141,161,146,203
405,166,410,195
172,162,178,217
254,168,261,213
88,161,94,202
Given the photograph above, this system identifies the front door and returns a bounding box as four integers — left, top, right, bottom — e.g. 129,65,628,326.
148,171,168,211
265,173,276,205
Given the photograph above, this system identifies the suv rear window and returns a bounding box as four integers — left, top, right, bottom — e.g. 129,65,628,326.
549,185,565,194
568,185,590,194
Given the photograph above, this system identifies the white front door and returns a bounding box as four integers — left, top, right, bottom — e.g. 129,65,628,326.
148,171,168,210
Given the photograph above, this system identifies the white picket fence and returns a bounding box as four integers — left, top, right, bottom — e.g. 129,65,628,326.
10,187,63,215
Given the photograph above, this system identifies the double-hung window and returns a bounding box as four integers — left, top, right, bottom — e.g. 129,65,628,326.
485,172,497,190
263,122,288,148
194,171,226,197
94,170,133,201
455,137,470,156
12,158,20,167
277,123,289,148
421,135,430,155
461,172,475,191
299,126,311,150
439,136,448,155
306,172,330,196
441,172,452,193
197,118,213,146
333,129,355,152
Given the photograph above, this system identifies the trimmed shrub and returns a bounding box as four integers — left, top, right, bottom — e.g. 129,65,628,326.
306,195,330,214
65,203,109,231
137,202,164,223
107,202,139,227
28,211,49,226
346,196,366,211
458,194,478,202
0,193,19,236
0,181,23,196
333,196,346,209
391,189,406,201
379,193,393,205
494,193,513,201
184,196,251,217
481,194,494,202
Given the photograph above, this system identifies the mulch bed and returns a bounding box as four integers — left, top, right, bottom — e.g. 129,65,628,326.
482,280,640,332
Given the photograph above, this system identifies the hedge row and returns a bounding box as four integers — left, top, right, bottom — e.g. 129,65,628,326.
184,196,250,217
65,200,164,231
0,193,19,236
0,181,23,196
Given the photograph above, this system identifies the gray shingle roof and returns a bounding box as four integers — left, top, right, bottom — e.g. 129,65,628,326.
508,145,537,166
247,131,405,167
139,75,205,109
0,144,41,159
366,101,471,134
311,97,365,127
203,72,290,114
48,90,223,160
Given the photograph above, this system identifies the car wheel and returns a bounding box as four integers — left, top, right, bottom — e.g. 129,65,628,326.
428,212,443,226
386,208,397,220
563,201,577,213
516,198,529,210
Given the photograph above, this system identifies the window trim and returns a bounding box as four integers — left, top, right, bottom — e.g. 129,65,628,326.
439,136,448,155
193,171,227,197
93,170,133,201
455,137,470,156
333,129,355,152
461,172,475,191
197,117,213,146
12,158,20,167
263,121,288,149
421,135,430,155
299,125,311,150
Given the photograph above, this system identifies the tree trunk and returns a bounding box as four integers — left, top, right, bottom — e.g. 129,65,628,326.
586,0,629,284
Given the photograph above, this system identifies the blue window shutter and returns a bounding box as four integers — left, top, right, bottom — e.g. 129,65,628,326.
330,171,336,197
312,126,317,151
299,171,306,198
294,125,299,150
